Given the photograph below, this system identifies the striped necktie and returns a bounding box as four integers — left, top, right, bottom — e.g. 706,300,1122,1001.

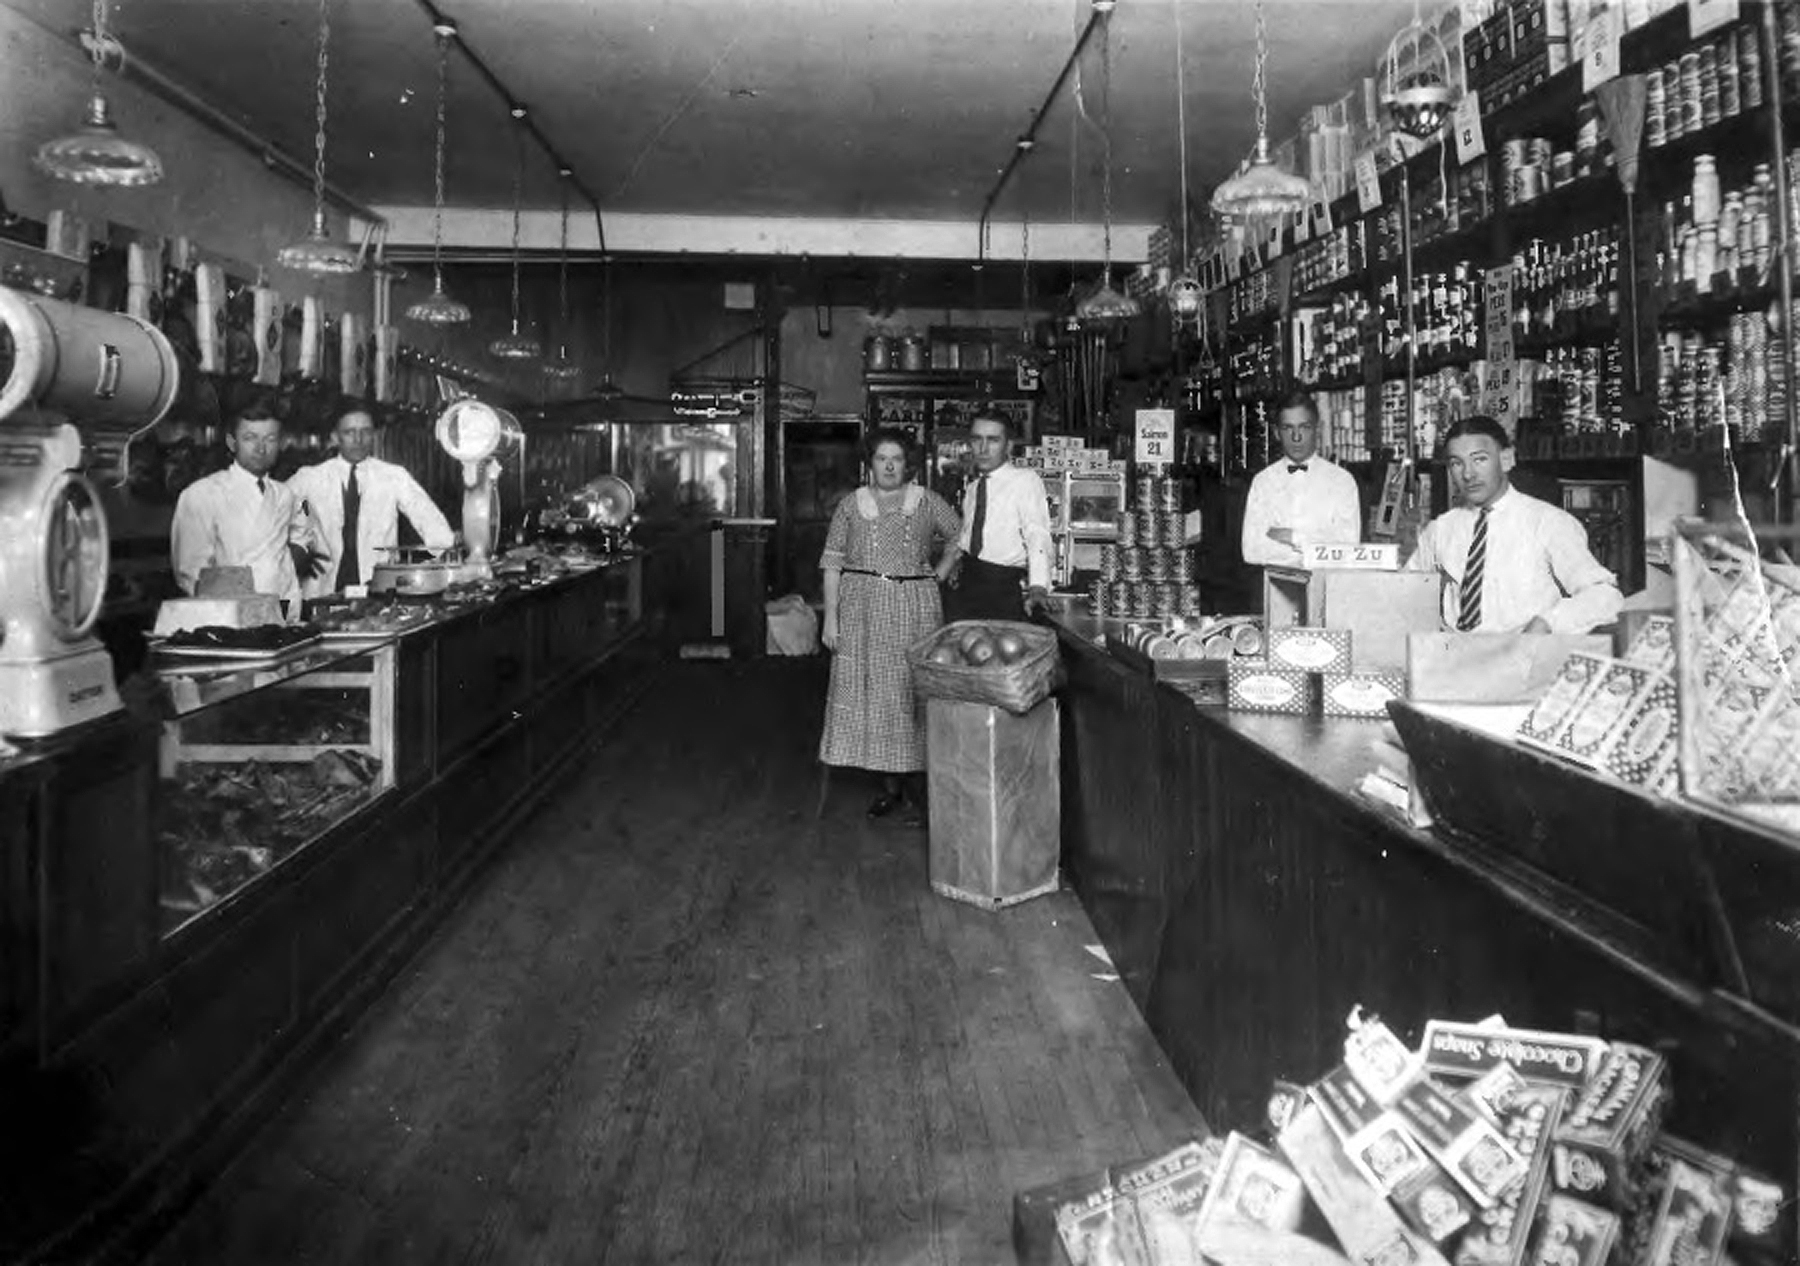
1457,507,1490,632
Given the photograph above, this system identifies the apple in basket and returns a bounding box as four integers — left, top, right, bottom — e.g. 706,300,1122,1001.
993,630,1027,664
957,626,991,654
928,643,963,666
963,636,998,667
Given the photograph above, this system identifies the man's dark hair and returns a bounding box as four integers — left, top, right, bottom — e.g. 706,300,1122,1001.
1441,415,1512,449
1272,387,1320,423
972,412,1017,437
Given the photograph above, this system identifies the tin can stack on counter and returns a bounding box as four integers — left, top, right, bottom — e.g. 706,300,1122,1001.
1499,134,1588,207
1086,473,1200,621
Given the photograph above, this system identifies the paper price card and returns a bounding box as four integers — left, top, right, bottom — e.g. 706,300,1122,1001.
1355,153,1382,214
1312,197,1334,238
1135,408,1176,467
1483,263,1515,336
1689,0,1740,39
1482,331,1518,423
1453,90,1485,164
1580,5,1623,91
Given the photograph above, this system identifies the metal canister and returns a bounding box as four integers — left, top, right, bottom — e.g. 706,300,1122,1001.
1742,24,1764,111
1099,542,1120,581
1130,583,1154,620
1178,585,1202,619
1145,547,1171,585
1698,43,1721,129
1120,546,1145,583
1575,102,1599,172
1664,60,1686,140
1719,33,1741,118
1089,579,1109,617
1501,140,1530,206
1552,152,1576,189
1135,473,1160,510
1680,51,1704,136
1115,509,1138,548
1158,479,1182,515
1646,66,1667,148
1139,510,1162,550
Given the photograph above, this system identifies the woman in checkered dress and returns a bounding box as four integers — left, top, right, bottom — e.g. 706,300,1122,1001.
820,428,963,820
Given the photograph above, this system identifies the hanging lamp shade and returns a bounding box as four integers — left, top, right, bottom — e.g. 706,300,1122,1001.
1168,275,1205,318
36,91,163,187
543,348,582,380
279,0,360,275
1380,2,1458,140
406,25,470,324
1212,136,1310,221
1075,278,1141,322
490,321,541,361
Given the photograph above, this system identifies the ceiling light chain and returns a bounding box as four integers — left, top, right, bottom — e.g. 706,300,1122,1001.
34,0,163,186
1253,0,1268,148
309,0,330,219
544,175,581,380
1099,8,1114,285
490,121,542,360
277,0,359,274
406,22,471,324
1210,0,1310,225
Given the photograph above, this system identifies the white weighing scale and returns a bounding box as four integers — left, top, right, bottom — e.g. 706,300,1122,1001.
0,287,179,738
434,396,523,580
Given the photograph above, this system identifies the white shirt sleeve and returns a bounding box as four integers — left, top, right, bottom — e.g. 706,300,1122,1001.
169,483,215,596
1018,470,1054,590
1538,507,1624,633
393,468,456,549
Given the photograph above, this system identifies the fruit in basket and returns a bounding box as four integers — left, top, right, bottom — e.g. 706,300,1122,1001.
993,630,1027,664
928,644,963,666
958,627,991,654
964,637,997,667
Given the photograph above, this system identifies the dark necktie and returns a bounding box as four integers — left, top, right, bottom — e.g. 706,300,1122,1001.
340,464,362,588
1288,463,1308,474
256,476,267,496
968,474,989,561
1457,507,1490,632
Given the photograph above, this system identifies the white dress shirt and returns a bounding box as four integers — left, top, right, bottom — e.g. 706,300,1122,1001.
1408,487,1623,634
171,463,316,608
1240,455,1363,566
287,454,455,596
959,463,1053,590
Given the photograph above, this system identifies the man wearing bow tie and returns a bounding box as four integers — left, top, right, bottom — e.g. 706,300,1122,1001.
1240,389,1363,568
286,408,455,598
171,404,325,616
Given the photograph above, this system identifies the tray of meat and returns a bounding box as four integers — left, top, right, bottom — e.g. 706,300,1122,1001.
152,623,323,660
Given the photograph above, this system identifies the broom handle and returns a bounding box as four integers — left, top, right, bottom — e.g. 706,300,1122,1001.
1624,190,1642,401
1763,0,1798,525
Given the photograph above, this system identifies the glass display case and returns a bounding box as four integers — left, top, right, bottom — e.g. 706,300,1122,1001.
151,639,398,935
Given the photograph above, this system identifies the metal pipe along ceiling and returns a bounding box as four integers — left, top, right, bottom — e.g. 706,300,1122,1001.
411,0,608,257
977,7,1107,258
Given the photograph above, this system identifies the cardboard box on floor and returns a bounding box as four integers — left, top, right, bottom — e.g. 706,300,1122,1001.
926,697,1060,910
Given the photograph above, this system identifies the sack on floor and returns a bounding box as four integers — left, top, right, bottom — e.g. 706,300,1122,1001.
765,594,820,656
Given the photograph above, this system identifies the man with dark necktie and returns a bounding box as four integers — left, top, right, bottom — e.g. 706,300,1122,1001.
1240,388,1363,568
943,413,1054,622
1408,415,1622,634
286,408,455,597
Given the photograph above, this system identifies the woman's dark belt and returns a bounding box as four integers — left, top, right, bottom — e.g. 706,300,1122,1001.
841,567,935,583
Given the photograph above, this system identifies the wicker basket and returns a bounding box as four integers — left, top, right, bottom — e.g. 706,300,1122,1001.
908,620,1063,715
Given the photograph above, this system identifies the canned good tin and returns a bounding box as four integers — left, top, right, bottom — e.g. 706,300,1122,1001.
1135,474,1159,509
1742,26,1764,111
1719,33,1741,118
1145,548,1171,585
1099,542,1120,581
1139,512,1162,550
1120,547,1144,582
1528,137,1553,173
1681,51,1704,135
1115,510,1137,548
1664,60,1686,140
1510,164,1544,204
1089,579,1109,617
1178,584,1202,618
1552,151,1575,187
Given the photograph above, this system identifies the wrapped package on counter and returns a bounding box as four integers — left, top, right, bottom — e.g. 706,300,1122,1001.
1392,1159,1476,1247
1550,1042,1669,1208
1453,1082,1565,1266
1391,1077,1527,1209
1267,626,1354,675
1418,1020,1606,1090
1277,1102,1451,1266
1228,662,1318,714
1311,1065,1432,1195
1322,670,1406,719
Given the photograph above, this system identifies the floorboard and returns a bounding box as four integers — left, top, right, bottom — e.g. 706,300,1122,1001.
149,659,1207,1266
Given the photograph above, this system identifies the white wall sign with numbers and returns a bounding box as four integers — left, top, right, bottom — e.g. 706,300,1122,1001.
1135,409,1176,467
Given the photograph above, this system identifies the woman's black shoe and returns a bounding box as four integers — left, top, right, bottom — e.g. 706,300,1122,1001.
867,793,902,819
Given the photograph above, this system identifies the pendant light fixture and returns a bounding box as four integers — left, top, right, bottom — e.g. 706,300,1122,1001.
542,172,582,381
1211,0,1310,223
1382,0,1457,140
489,111,542,361
277,0,360,274
1073,3,1140,324
406,20,472,325
35,0,163,187
1167,0,1204,327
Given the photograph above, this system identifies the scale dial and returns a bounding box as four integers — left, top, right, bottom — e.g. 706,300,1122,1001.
436,399,505,463
39,472,108,639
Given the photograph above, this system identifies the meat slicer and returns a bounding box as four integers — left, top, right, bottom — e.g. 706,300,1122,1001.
538,473,637,553
0,287,179,737
434,395,523,579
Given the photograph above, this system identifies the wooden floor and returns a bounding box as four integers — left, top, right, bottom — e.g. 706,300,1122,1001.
150,659,1205,1266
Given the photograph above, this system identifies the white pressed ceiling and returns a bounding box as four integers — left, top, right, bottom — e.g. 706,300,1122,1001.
13,0,1418,261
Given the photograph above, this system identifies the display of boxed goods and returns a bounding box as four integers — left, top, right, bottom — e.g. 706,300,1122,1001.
1268,626,1355,675
1228,661,1319,715
1322,670,1408,719
1024,1007,1788,1266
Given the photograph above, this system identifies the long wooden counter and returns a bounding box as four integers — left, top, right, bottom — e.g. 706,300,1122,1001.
0,557,651,1261
1046,605,1800,1190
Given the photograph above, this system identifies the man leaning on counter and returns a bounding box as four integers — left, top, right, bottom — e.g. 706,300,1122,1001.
1240,388,1363,568
286,408,455,597
170,402,324,616
1408,415,1622,635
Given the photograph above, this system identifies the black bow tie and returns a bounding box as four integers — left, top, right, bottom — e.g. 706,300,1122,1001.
1287,463,1308,475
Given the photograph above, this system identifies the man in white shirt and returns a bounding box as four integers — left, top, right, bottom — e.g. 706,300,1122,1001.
286,408,455,597
1240,389,1363,568
1409,415,1622,634
171,407,323,614
944,414,1054,622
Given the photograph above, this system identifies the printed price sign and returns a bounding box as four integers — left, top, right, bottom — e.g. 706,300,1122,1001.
1482,329,1518,425
1355,153,1383,213
1483,262,1515,336
1304,542,1401,571
1135,409,1176,467
1453,89,1486,163
1580,5,1623,91
1689,0,1740,39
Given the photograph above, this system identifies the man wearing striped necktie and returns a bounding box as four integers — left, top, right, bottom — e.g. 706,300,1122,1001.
1408,416,1622,635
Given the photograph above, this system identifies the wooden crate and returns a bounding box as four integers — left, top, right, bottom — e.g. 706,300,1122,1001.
926,697,1060,909
1263,567,1442,670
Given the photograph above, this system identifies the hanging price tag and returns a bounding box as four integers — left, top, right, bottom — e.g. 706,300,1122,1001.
1312,197,1334,237
1580,5,1623,91
1483,262,1515,337
1295,209,1313,243
1135,408,1176,467
1355,153,1383,213
1453,89,1486,163
1268,221,1284,259
1688,0,1740,39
